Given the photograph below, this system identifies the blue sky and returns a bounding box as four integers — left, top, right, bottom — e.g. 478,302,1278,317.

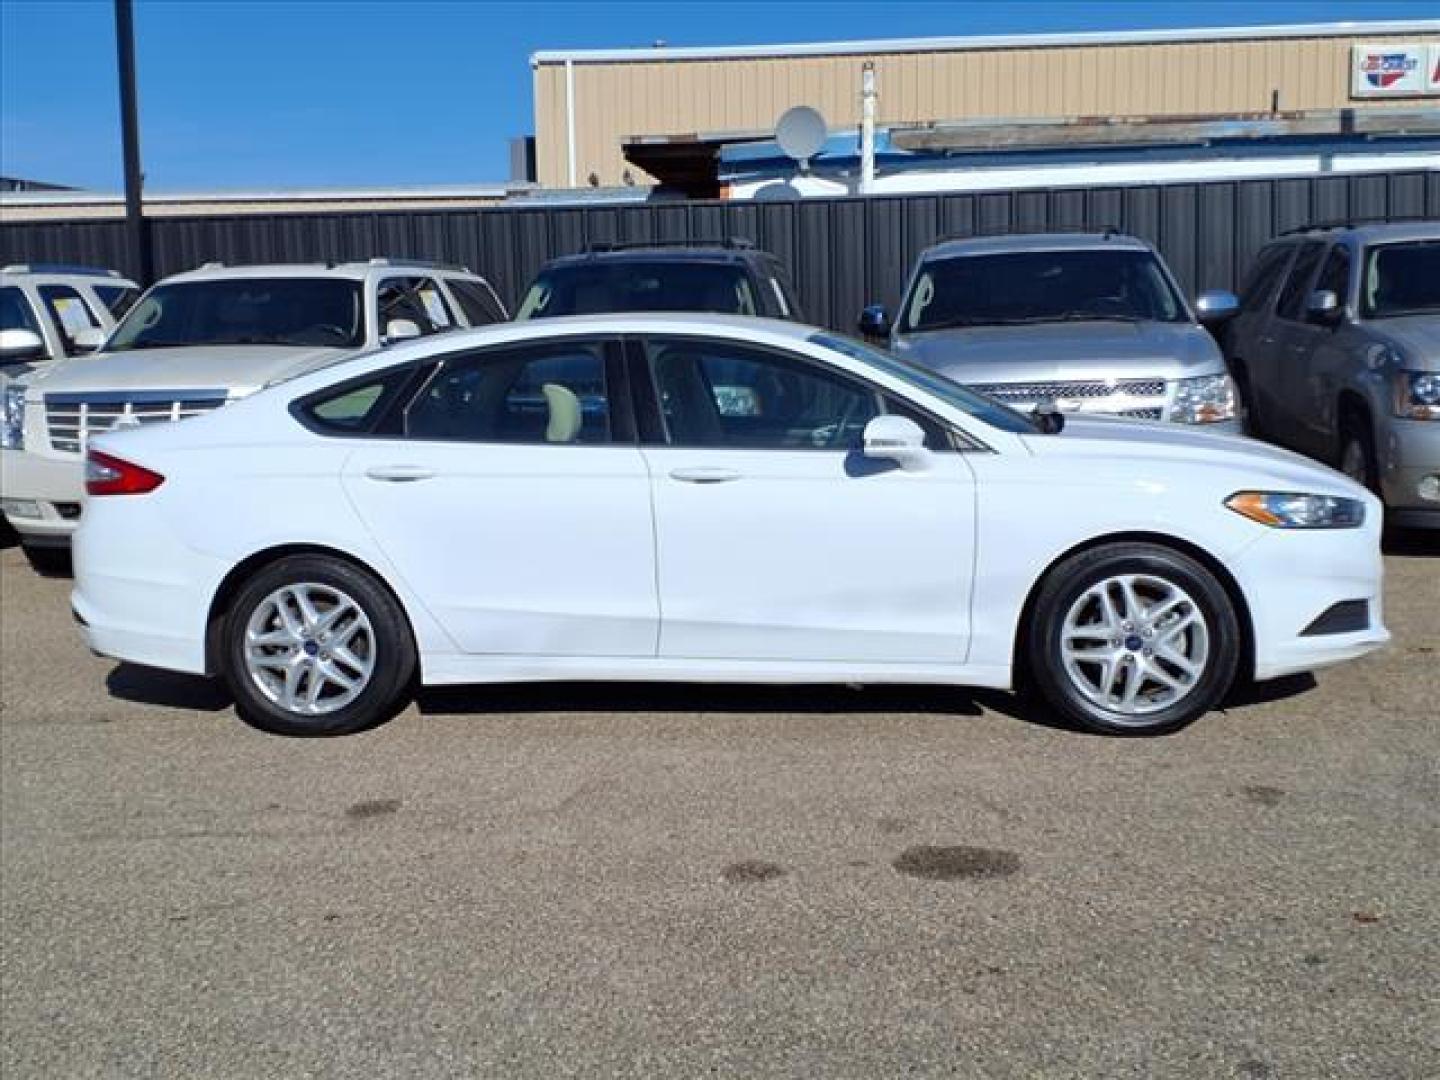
1,1,1434,191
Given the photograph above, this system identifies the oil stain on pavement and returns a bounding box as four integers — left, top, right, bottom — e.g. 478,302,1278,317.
892,845,1021,881
721,860,787,884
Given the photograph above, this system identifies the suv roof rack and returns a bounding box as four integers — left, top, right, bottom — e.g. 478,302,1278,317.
582,237,755,254
365,256,473,273
1277,217,1394,237
1,263,123,277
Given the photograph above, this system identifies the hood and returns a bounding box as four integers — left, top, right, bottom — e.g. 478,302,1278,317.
892,320,1224,384
1023,415,1366,498
1368,315,1440,371
17,344,349,399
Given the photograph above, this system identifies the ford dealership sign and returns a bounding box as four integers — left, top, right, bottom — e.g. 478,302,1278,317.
1352,43,1440,98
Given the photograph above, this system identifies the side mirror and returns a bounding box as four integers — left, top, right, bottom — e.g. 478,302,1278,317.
1305,289,1342,324
0,329,46,362
72,327,107,353
384,318,422,343
858,304,891,339
862,414,929,471
1194,290,1239,324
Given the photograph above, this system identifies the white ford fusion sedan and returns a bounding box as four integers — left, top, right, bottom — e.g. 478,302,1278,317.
72,314,1388,737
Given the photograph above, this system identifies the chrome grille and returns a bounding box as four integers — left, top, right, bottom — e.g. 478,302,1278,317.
969,379,1166,403
44,391,228,455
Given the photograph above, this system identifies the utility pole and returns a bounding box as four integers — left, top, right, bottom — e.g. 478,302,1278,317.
114,0,152,284
860,62,877,195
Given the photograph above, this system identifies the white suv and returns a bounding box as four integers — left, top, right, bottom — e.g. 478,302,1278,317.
1,264,139,387
2,259,506,554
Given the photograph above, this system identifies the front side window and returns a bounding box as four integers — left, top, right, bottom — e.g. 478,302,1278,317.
645,337,880,450
37,284,103,349
517,261,757,319
1275,241,1326,322
902,248,1186,332
406,340,611,444
1361,240,1440,319
108,278,365,351
0,286,44,338
377,276,455,338
1311,245,1352,320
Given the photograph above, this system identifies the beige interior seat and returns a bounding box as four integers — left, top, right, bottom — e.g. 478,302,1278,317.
542,382,583,443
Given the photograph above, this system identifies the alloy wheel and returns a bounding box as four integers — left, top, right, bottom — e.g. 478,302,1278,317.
243,583,376,716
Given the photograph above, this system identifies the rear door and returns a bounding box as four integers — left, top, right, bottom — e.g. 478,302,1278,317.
633,334,975,664
1251,240,1325,446
338,336,658,657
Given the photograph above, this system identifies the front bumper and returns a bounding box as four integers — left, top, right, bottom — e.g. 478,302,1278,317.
1378,418,1440,524
1,448,84,544
1228,506,1390,682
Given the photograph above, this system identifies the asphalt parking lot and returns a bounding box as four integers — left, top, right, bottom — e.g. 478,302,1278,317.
1,535,1436,1079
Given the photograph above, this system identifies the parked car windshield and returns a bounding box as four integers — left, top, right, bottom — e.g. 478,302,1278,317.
106,278,366,351
517,261,757,319
902,248,1187,332
1361,240,1440,319
811,332,1039,435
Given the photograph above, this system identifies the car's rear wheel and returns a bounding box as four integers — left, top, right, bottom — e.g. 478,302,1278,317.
1026,543,1240,736
222,555,415,736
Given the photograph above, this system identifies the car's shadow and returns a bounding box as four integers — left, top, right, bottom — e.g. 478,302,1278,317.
1383,527,1439,557
101,662,1321,732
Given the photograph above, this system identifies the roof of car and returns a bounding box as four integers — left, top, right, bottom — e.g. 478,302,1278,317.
1278,220,1440,245
155,260,491,285
921,232,1153,260
0,265,138,288
542,245,774,270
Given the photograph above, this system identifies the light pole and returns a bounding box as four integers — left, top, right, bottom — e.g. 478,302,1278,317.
114,0,152,284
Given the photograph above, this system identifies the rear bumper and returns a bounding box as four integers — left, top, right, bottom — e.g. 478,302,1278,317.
1,448,83,544
1228,508,1390,682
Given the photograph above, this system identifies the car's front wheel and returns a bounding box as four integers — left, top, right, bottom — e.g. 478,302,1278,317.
1026,543,1241,736
221,555,415,736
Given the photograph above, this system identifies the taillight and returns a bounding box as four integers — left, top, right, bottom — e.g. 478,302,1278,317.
85,449,165,496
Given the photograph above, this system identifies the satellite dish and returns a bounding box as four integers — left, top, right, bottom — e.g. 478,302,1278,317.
775,106,827,166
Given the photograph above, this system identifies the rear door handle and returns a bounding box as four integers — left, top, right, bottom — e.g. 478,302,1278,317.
669,467,742,484
365,464,436,483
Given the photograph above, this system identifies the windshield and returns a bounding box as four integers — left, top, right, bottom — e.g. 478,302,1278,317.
107,278,366,351
517,261,757,319
902,248,1187,332
1361,240,1440,319
810,332,1038,435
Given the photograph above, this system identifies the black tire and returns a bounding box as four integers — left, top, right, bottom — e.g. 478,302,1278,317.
23,544,72,576
1025,542,1241,736
1338,412,1379,495
221,555,415,736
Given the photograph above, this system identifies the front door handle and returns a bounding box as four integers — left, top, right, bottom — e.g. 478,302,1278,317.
365,464,436,483
669,467,742,484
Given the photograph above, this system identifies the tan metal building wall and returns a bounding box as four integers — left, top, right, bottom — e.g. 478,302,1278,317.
533,23,1440,188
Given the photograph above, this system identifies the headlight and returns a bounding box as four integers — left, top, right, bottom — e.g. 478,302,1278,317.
1225,491,1365,529
1,384,26,450
1168,374,1237,424
1394,371,1440,420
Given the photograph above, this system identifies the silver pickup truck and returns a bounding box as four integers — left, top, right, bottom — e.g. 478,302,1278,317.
860,232,1241,431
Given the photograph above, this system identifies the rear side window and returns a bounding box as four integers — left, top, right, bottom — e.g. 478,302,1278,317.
296,366,418,435
406,340,612,444
1275,241,1326,321
93,284,140,319
446,279,507,325
1238,245,1292,313
38,284,103,349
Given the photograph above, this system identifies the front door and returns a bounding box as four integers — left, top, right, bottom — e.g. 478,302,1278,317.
635,335,975,664
340,337,658,656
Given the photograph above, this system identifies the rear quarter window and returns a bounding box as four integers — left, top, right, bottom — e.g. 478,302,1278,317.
294,366,419,435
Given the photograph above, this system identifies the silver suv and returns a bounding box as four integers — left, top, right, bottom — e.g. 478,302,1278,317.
1225,222,1438,529
860,233,1240,430
2,258,506,553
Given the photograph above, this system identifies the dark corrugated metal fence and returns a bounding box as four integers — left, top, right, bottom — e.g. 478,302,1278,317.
3,170,1437,330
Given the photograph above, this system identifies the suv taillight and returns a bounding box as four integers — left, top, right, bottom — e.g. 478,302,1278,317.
85,449,164,496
